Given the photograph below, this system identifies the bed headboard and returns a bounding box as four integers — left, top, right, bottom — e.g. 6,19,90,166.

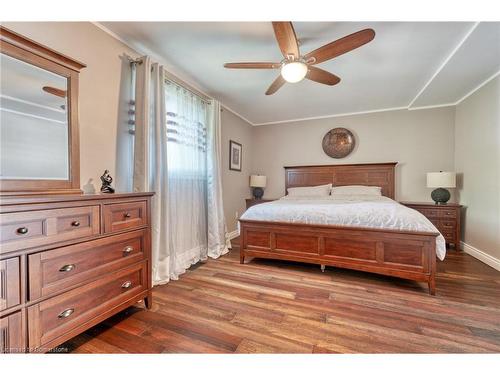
284,162,397,199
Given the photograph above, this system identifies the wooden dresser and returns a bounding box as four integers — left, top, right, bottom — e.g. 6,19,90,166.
400,202,462,249
0,192,153,353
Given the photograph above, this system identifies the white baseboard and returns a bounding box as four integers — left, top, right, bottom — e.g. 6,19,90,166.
227,229,240,241
461,241,500,271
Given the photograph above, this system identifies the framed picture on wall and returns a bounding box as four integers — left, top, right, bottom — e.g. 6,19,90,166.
229,140,242,171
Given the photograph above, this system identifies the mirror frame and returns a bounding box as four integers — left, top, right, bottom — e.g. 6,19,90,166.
0,26,86,196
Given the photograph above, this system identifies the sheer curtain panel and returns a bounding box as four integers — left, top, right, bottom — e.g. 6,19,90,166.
207,100,230,258
165,82,208,279
133,57,229,285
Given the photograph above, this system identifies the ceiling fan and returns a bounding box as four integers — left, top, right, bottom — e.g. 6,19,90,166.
224,22,375,95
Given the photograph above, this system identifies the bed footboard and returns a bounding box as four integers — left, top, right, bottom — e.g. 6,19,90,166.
239,220,438,295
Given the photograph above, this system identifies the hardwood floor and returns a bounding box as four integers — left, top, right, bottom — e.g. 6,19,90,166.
59,241,500,353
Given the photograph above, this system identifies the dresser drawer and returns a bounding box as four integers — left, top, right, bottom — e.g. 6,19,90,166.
439,208,457,218
412,207,440,218
1,311,24,353
0,206,100,254
440,229,456,242
103,201,147,234
28,261,147,349
28,230,148,300
0,257,21,312
439,220,456,231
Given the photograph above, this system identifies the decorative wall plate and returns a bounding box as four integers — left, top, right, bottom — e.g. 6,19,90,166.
322,128,356,158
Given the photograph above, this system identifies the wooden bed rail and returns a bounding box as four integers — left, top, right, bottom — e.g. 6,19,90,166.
239,219,438,295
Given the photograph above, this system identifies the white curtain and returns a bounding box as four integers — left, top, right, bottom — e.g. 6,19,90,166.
133,59,170,284
207,100,230,258
164,82,208,280
133,57,229,286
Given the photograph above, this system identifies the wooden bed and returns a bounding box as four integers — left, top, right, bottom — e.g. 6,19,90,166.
239,162,439,295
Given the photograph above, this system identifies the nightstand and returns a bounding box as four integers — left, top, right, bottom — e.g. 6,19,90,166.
400,202,462,249
245,198,276,209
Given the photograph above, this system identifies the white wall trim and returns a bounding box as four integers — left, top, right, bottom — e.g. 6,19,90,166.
92,21,132,47
93,21,493,128
407,22,479,109
222,105,255,127
92,22,255,127
454,70,500,105
227,229,240,241
407,102,456,111
253,106,409,126
461,241,500,271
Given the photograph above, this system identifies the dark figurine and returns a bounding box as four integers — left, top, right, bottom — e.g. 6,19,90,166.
100,170,115,193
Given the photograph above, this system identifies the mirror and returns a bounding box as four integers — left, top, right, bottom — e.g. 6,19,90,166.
0,53,69,180
0,26,85,195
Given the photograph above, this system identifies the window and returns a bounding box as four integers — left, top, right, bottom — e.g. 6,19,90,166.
165,81,208,177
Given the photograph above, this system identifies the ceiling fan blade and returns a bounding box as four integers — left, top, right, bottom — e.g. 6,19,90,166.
265,75,286,95
43,86,67,98
272,22,300,59
224,62,280,69
306,66,341,86
304,29,375,65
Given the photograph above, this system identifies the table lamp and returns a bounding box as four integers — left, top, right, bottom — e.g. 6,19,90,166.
250,175,267,199
427,171,456,204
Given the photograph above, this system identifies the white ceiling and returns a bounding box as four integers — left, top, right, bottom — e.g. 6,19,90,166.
99,22,500,125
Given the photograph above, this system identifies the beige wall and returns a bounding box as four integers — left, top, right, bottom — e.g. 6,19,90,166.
5,22,497,266
251,108,456,201
3,22,252,233
455,77,500,261
3,22,139,193
221,108,254,233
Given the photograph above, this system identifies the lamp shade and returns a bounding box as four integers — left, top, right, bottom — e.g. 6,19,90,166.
250,175,267,188
427,172,456,188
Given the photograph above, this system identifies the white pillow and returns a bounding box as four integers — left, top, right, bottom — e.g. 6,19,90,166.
287,183,332,197
281,195,331,201
331,185,382,196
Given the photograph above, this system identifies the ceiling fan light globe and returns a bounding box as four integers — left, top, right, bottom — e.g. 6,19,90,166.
281,62,307,83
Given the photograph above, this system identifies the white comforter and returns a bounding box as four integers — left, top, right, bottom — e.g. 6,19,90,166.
240,195,446,260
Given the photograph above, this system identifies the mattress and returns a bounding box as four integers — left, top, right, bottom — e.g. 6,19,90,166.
240,195,447,260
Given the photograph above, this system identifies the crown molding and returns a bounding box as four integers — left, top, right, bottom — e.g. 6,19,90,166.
92,21,132,47
407,22,479,109
93,21,494,127
253,106,409,126
407,103,456,111
92,22,255,126
454,69,500,105
221,105,255,126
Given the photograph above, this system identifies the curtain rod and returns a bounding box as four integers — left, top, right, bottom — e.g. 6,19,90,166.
164,77,212,105
128,57,143,65
128,56,216,106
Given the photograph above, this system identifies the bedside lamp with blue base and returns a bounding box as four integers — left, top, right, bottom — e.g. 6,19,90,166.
427,171,456,205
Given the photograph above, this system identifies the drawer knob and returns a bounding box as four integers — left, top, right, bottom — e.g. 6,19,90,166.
16,227,28,235
124,212,131,218
59,264,76,272
58,308,74,319
71,221,80,227
123,246,134,255
121,281,132,289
